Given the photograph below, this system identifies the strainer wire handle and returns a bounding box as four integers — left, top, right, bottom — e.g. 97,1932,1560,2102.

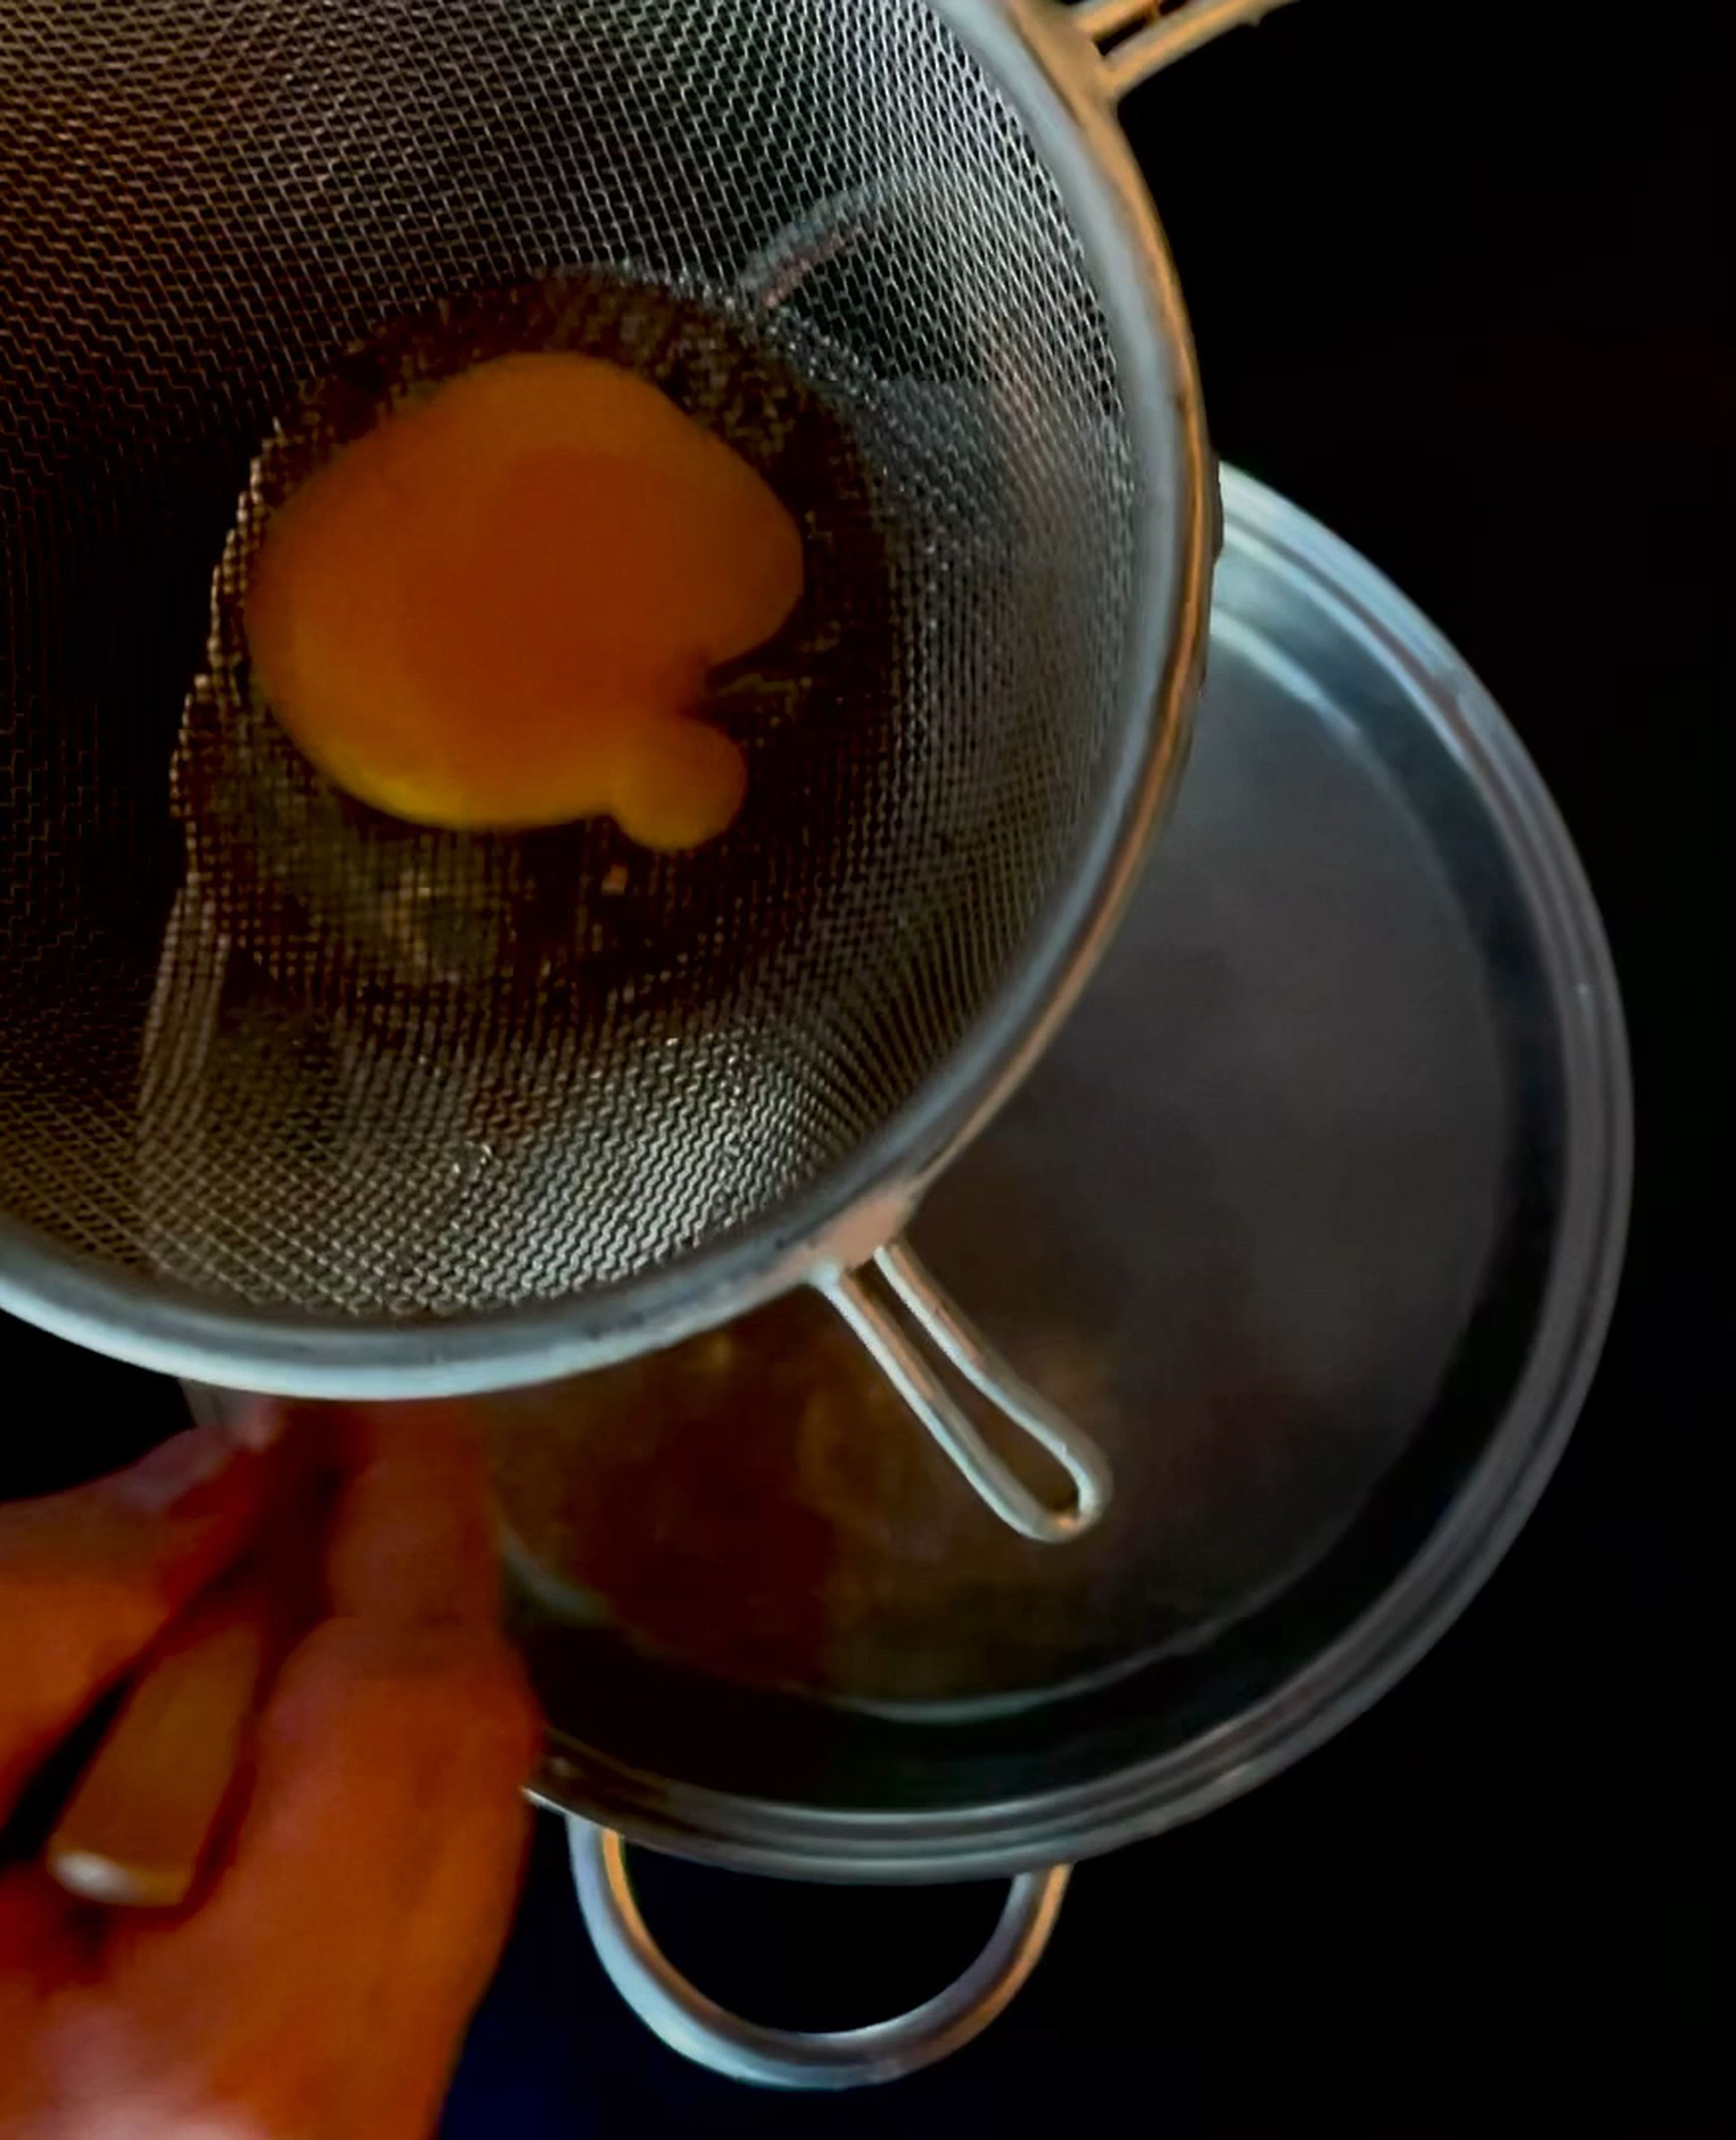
819,1241,1113,1545
1073,0,1303,98
567,1817,1071,2092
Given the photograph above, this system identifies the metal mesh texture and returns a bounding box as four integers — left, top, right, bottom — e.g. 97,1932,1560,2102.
0,0,1143,1323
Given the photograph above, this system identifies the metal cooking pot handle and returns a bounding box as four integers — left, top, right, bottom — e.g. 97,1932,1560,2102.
567,1818,1071,2092
817,1240,1113,1545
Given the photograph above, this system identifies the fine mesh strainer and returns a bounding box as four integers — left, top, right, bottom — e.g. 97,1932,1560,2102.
0,0,1295,1541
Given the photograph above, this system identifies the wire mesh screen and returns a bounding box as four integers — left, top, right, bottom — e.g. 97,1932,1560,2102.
0,0,1142,1321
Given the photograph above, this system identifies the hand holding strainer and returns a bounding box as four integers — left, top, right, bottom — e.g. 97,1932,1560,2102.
0,0,1297,1544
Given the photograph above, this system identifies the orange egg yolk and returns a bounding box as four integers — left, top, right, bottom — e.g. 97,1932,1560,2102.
244,353,805,851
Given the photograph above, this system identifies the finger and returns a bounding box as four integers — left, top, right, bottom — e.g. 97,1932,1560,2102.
47,1583,271,1910
247,1398,534,1961
100,1623,539,2140
0,1410,290,1823
93,1406,538,2135
320,1400,504,1629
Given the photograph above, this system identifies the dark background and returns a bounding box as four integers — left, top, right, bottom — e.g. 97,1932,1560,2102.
4,0,1727,2131
443,4,1731,2132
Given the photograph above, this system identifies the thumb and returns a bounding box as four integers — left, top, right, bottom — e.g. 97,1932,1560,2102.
0,1408,285,1824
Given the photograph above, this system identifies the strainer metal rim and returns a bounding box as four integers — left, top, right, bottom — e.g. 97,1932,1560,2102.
0,0,1212,1396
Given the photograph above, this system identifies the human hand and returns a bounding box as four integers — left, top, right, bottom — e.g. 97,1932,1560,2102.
0,1403,541,2140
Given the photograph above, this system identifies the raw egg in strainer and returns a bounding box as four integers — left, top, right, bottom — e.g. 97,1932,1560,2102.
245,352,805,852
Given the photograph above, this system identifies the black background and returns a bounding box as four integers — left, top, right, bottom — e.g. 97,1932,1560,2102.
3,1,1727,2131
443,4,1730,2132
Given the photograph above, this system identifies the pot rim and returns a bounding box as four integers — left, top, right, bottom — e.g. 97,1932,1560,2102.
527,468,1634,1883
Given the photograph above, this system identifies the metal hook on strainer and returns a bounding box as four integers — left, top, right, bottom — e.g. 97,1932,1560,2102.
0,0,1298,1548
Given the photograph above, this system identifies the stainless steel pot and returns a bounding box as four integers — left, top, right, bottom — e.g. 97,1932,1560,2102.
484,471,1631,2086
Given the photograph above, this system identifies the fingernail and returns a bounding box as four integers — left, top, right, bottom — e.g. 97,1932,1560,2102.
114,1424,241,1514
182,1384,288,1455
221,1395,288,1455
